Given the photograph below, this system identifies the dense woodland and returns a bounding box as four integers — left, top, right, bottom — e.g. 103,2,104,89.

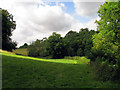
1,2,120,83
27,29,96,59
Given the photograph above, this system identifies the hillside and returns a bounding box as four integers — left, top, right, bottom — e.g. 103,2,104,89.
2,53,119,88
12,48,28,56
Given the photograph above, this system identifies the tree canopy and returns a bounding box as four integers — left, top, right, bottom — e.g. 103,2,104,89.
1,9,17,51
28,29,96,59
19,43,28,48
90,2,120,81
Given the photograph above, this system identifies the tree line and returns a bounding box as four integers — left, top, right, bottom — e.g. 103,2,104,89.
27,28,96,59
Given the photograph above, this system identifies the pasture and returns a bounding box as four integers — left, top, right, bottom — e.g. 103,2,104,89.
1,53,119,88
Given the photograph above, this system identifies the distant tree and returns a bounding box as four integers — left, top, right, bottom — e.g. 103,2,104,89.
28,38,48,57
64,29,96,57
80,28,89,32
1,9,17,51
64,30,78,56
24,43,28,46
47,32,65,59
19,43,28,48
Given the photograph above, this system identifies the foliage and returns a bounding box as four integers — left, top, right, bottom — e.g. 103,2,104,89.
46,32,65,59
64,30,79,56
27,28,96,59
1,9,17,51
28,38,48,57
64,28,96,58
19,43,28,48
90,2,120,81
91,60,118,82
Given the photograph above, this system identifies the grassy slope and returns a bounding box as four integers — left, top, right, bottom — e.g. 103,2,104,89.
12,48,28,56
2,53,119,88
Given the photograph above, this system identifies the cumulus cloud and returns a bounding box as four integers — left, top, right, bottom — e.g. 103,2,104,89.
73,0,105,18
0,0,102,47
70,17,100,32
0,0,74,47
60,3,65,7
30,5,73,31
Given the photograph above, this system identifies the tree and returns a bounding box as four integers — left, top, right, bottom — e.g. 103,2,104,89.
93,2,120,63
63,29,96,57
28,38,48,57
19,43,28,48
64,30,78,56
1,9,16,51
90,2,120,81
80,28,89,32
11,41,17,50
47,32,65,59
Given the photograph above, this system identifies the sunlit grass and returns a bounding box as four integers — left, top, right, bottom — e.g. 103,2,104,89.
0,49,90,65
2,53,119,88
12,48,28,56
0,49,15,54
1,53,90,64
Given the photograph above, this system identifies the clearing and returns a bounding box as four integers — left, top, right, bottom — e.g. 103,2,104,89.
1,53,119,88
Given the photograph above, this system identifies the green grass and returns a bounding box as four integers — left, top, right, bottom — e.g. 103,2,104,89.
2,53,119,88
12,48,28,56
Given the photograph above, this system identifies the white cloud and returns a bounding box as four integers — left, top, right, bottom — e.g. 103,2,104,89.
70,17,100,31
0,0,74,47
60,3,65,7
0,0,102,47
73,0,105,18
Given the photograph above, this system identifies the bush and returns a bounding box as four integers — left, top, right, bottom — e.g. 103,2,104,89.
91,60,118,82
28,39,48,58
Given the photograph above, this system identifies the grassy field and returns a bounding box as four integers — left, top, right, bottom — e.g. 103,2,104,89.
12,48,28,56
1,53,119,88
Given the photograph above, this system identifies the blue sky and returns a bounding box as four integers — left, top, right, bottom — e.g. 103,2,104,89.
38,1,92,23
37,2,76,15
60,2,91,23
60,2,75,15
0,0,105,46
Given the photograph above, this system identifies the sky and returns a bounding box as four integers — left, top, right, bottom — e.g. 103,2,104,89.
0,0,107,47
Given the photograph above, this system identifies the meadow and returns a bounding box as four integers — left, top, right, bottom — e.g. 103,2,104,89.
1,2,120,88
1,52,119,88
12,48,28,56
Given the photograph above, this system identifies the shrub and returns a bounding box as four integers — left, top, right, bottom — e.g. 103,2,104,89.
91,60,118,82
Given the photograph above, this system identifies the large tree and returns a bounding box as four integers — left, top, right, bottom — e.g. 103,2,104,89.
90,1,120,81
1,9,17,51
93,2,120,63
